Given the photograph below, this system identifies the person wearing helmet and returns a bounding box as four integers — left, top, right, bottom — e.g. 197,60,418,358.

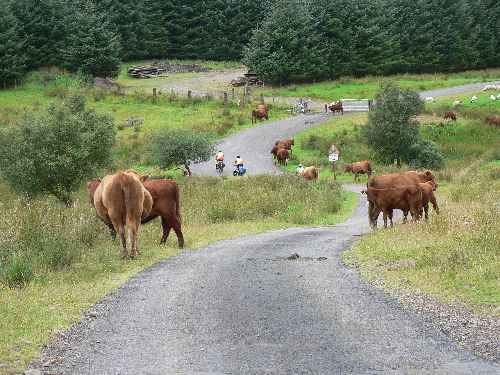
296,164,305,174
216,150,224,162
234,155,245,175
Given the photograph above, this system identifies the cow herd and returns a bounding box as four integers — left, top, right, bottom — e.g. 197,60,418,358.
363,170,439,228
88,169,184,259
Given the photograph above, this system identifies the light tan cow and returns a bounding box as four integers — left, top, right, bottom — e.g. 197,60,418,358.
92,170,153,258
297,166,319,180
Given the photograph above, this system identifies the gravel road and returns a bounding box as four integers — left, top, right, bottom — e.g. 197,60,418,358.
31,82,500,374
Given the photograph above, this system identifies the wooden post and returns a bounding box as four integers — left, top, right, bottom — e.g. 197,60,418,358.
153,88,157,97
333,161,337,181
260,93,264,104
188,90,192,98
231,88,235,98
223,92,228,101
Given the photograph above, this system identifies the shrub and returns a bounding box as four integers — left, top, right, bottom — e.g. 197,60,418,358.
146,129,215,175
362,82,424,166
409,140,445,170
0,92,116,205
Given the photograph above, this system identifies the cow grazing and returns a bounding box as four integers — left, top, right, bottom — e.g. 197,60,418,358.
418,181,440,220
443,111,457,121
367,170,435,227
452,100,462,108
252,104,269,123
485,116,500,127
297,166,319,180
91,170,153,258
364,185,423,228
470,95,477,103
490,95,497,101
276,148,289,166
142,179,184,248
327,101,343,114
89,178,185,249
344,160,372,181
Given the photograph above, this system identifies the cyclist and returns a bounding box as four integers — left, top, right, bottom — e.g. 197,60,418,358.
234,155,246,175
215,150,225,171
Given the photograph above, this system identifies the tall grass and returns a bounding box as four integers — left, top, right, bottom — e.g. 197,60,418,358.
344,157,500,310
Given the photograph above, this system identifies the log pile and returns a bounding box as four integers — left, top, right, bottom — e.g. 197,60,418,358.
127,61,210,78
231,71,263,87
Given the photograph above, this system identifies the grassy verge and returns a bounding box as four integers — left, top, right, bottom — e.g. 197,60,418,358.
343,157,499,313
261,69,500,102
0,175,357,374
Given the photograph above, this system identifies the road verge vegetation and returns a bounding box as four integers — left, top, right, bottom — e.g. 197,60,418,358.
0,175,356,373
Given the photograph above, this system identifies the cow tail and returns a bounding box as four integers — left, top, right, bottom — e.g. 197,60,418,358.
174,184,182,221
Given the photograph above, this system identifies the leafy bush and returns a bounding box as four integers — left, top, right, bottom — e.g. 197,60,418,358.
409,140,444,170
0,92,116,205
361,82,424,166
146,129,215,175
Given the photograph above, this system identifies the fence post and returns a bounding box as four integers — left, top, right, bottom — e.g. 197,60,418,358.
260,93,264,104
188,90,192,99
231,88,235,99
223,92,228,101
153,88,157,97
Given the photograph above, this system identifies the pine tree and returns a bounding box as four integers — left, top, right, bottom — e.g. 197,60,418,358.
9,0,66,69
243,0,327,84
61,1,121,77
0,7,26,85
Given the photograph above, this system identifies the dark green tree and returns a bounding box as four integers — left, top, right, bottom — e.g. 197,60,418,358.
9,0,65,69
361,82,424,167
0,92,116,205
61,1,121,77
243,0,327,84
0,7,27,85
146,129,215,175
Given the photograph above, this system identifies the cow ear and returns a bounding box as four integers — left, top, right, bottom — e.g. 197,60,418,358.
140,174,150,183
425,170,432,176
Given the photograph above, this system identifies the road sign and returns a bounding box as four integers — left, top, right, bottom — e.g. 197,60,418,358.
329,152,339,162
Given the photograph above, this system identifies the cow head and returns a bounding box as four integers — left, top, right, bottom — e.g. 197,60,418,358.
87,179,101,205
344,164,352,173
125,169,150,184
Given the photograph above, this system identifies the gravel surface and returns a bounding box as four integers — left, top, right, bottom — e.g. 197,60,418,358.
28,82,500,375
33,185,498,374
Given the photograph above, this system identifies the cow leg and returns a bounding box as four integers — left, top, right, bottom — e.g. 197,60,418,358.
368,201,379,228
388,210,394,227
107,222,117,240
116,224,127,258
424,203,429,220
160,217,172,245
382,210,388,228
170,216,185,249
431,197,440,215
129,223,138,259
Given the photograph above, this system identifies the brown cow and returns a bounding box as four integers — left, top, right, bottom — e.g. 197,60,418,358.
418,181,440,220
89,178,184,248
297,166,319,180
367,170,435,227
275,139,294,155
364,185,422,228
344,160,372,181
91,170,153,258
485,116,500,127
252,104,269,123
443,111,457,121
327,101,343,114
276,148,289,166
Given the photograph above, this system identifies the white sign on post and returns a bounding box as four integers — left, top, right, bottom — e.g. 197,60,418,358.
329,152,339,162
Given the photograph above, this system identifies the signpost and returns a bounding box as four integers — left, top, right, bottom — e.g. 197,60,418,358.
328,145,340,180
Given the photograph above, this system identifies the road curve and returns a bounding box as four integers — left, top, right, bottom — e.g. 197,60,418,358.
37,185,497,374
191,81,500,177
33,82,500,374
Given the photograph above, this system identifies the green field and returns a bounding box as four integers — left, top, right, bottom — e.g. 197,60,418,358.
261,69,500,102
281,97,500,313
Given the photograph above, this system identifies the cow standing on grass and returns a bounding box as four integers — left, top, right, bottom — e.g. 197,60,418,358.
363,185,423,228
252,104,269,123
366,170,435,228
419,181,440,220
89,177,185,249
296,166,319,180
91,170,152,258
344,160,372,181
